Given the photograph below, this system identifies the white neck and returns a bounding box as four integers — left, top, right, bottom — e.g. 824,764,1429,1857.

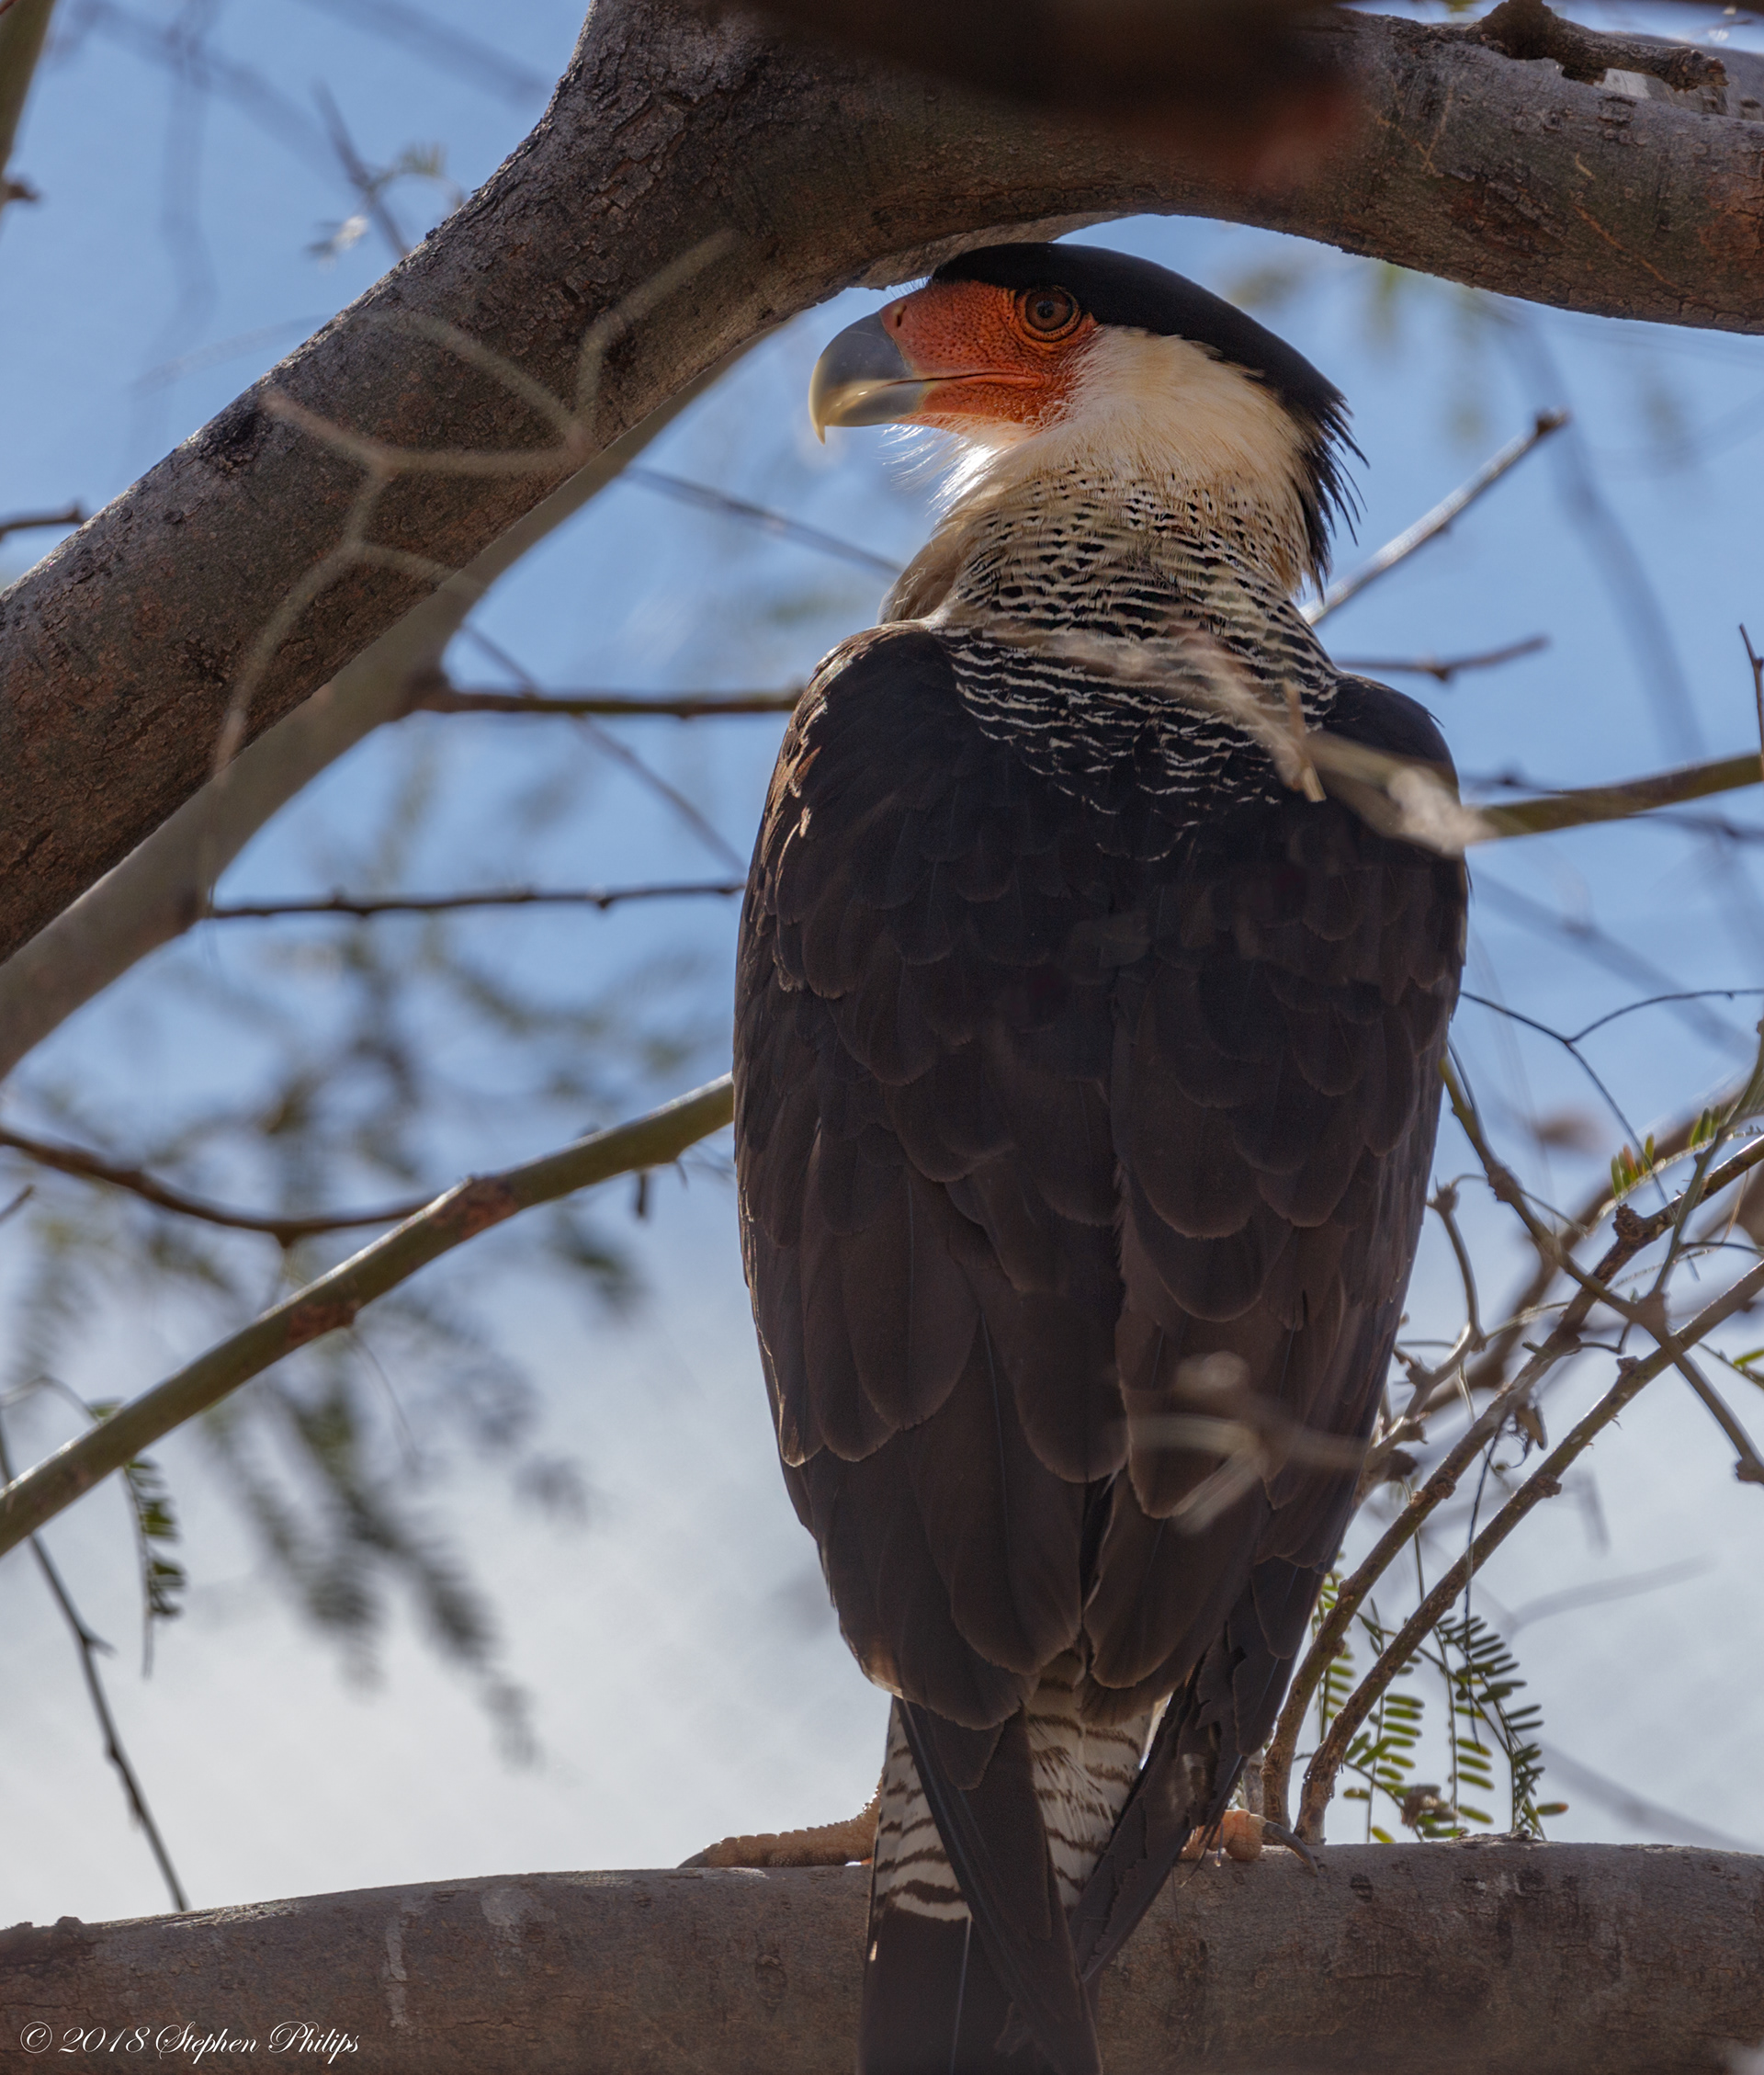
884,328,1321,623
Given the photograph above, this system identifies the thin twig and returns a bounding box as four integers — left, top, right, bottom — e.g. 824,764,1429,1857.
1743,624,1764,792
1306,413,1568,627
0,502,85,539
1267,1082,1764,1827
0,1077,735,1559
1466,886,1743,1050
624,466,902,578
1332,636,1549,684
0,1416,189,1912
421,686,803,719
1293,1253,1764,1841
460,627,747,874
1662,1349,1764,1486
1430,1183,1487,1353
314,82,409,260
0,1121,436,1242
205,881,745,921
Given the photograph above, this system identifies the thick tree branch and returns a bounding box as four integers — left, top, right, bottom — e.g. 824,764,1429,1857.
5,3,1764,961
0,1076,734,1559
4,1850,1760,2073
0,362,737,1085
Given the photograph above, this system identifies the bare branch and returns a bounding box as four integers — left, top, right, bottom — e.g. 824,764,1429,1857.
205,882,745,921
9,7,1764,959
459,624,747,874
1475,748,1764,842
624,466,902,578
0,1077,736,1559
1267,1100,1764,1828
1294,1253,1764,1841
0,1416,188,1913
1331,636,1548,685
313,82,411,262
0,504,85,540
421,687,803,720
0,360,743,1085
0,1121,437,1242
1306,413,1568,628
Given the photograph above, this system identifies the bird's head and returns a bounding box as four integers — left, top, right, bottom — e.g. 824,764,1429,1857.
810,241,1356,588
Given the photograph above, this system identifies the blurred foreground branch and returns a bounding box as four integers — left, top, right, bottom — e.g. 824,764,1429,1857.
0,1077,735,1559
0,364,739,1085
4,1851,1759,2075
7,3,1764,960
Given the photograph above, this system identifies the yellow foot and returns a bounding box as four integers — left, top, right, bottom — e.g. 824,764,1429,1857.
1180,1809,1265,1863
680,1790,879,1869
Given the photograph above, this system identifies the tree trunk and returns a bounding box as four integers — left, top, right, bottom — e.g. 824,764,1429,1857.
5,1845,1761,2073
2,3,1762,962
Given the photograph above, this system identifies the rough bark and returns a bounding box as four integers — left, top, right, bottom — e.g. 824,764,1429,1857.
3,3,1764,962
4,1847,1760,2073
0,355,737,1082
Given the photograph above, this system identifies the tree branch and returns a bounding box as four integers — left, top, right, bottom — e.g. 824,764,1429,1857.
6,3,1764,961
1307,412,1567,627
0,0,54,211
0,1419,189,1914
1294,1253,1764,1841
0,359,741,1086
204,881,745,920
0,1121,439,1241
5,1849,1760,2073
422,686,803,718
1331,636,1549,684
0,1076,734,1559
1266,1112,1764,1830
0,504,85,540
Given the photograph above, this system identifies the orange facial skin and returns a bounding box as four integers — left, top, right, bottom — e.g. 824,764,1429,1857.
880,279,1099,434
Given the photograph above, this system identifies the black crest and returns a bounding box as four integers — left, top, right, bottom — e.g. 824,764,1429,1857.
933,241,1360,573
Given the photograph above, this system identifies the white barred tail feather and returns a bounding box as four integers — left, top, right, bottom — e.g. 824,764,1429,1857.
860,1659,1156,2072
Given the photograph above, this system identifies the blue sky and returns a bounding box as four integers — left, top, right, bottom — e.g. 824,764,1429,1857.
3,0,1763,1924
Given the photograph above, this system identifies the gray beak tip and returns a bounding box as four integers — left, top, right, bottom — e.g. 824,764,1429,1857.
808,310,929,437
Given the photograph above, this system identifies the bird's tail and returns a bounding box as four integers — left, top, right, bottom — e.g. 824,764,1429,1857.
858,1659,1151,2075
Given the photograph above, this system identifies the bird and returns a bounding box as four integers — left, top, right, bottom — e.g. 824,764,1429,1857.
731,240,1467,2074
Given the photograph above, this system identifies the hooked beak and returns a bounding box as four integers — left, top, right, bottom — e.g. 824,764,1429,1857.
808,312,930,442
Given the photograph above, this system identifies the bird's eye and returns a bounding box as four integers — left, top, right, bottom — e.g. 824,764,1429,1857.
1018,287,1080,338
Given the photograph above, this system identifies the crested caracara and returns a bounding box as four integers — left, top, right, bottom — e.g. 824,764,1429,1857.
732,241,1466,2075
